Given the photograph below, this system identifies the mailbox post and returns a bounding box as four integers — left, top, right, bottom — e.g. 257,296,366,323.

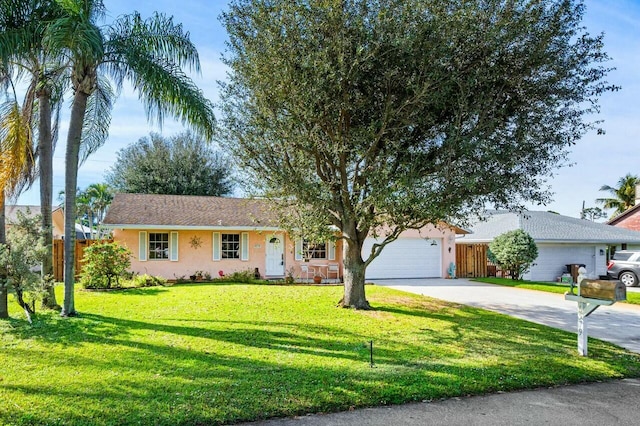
564,269,626,356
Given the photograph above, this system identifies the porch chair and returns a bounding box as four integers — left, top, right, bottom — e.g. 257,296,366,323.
299,264,315,282
327,263,340,283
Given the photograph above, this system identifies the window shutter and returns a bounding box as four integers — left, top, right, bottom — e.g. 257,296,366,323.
241,232,249,261
139,231,147,261
213,232,221,261
328,240,336,260
170,232,179,261
295,239,303,261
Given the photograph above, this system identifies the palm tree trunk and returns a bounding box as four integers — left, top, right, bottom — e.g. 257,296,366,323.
61,91,89,317
38,93,59,310
0,190,8,319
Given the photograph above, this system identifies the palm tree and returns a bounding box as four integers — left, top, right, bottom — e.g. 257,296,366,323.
83,183,112,238
596,174,639,216
43,0,215,316
0,0,68,310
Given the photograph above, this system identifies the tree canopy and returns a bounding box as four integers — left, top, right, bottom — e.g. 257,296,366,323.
488,229,538,280
106,132,234,197
220,0,614,308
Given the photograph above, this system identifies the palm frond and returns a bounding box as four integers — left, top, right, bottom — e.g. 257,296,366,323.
79,74,113,164
102,11,214,139
0,99,35,197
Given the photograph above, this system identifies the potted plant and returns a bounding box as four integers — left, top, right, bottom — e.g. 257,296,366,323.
313,274,322,284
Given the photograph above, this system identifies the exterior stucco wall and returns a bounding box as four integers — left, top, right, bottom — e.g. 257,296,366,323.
113,229,344,281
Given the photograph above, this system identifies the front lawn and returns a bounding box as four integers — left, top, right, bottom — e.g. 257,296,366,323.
473,277,640,305
2,283,639,425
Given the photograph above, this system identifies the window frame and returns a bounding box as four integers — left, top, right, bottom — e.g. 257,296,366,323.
221,233,241,259
149,232,169,260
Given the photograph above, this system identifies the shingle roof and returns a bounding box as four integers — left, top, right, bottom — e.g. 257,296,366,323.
607,204,640,225
103,193,280,229
5,205,40,223
456,210,640,244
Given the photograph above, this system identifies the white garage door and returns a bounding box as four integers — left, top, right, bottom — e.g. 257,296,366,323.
362,238,442,279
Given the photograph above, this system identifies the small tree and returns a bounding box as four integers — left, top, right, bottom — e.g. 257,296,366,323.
0,211,49,322
489,230,538,280
580,206,607,222
79,242,131,289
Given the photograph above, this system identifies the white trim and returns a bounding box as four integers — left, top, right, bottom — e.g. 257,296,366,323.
170,231,179,262
328,240,336,260
241,232,249,261
295,239,303,261
213,232,221,261
139,231,147,261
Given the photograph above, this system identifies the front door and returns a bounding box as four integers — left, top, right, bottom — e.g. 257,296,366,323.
265,235,285,276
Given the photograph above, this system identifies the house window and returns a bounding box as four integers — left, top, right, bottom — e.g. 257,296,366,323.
303,241,327,259
221,233,240,259
149,233,169,260
622,243,628,250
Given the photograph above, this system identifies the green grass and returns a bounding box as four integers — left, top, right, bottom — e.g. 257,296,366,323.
2,283,640,426
473,277,640,305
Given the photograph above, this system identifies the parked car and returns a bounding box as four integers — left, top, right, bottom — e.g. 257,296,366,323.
607,250,640,287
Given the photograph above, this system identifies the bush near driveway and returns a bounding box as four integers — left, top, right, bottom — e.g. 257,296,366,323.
1,283,639,425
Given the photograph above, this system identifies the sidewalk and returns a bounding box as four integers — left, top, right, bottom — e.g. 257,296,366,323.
250,379,640,425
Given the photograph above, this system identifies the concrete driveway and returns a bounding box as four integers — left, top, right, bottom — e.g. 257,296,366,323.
374,278,640,353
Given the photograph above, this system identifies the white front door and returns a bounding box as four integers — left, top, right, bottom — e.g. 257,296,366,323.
265,235,285,276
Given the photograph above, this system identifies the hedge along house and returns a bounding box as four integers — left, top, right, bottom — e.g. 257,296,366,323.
455,210,640,281
102,193,345,281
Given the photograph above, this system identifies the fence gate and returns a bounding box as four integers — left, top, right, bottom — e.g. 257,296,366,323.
455,244,489,278
52,239,112,281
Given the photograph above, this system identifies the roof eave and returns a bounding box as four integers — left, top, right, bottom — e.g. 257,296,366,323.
103,224,282,231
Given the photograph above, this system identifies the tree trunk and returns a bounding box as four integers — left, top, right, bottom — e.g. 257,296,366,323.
38,93,59,310
0,191,8,319
340,238,370,309
61,91,89,317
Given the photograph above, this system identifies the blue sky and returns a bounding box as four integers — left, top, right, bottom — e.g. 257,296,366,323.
15,0,640,219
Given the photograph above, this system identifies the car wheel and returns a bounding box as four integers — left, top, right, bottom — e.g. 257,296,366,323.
619,271,638,287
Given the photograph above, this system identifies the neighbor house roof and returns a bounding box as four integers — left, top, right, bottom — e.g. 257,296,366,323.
456,210,640,244
607,204,640,226
103,193,280,230
5,205,40,223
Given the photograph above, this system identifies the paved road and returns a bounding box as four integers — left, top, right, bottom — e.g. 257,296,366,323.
250,379,640,426
375,278,640,354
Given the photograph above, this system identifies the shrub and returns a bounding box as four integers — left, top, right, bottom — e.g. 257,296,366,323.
128,274,167,288
79,242,132,289
488,229,538,280
218,269,259,283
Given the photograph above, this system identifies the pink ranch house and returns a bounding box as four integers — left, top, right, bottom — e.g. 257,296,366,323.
103,193,463,282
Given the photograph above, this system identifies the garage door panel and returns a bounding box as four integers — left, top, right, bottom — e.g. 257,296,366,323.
363,238,441,279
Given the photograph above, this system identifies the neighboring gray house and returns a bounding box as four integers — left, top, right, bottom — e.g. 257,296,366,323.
456,210,640,282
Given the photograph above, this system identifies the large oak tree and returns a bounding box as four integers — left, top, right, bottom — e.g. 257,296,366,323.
220,0,614,309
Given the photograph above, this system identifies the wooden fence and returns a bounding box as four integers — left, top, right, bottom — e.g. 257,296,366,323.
455,244,489,278
52,239,113,282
